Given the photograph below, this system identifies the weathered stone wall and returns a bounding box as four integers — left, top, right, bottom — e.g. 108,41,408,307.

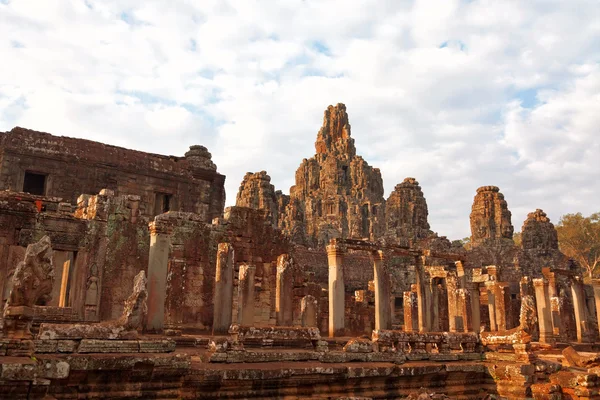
0,127,225,222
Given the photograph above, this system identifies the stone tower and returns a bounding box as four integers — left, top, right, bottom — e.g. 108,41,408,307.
236,171,279,227
279,103,385,247
470,186,514,246
384,177,431,246
521,209,559,251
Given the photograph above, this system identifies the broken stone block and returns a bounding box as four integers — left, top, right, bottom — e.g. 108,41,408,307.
562,346,600,369
343,337,374,353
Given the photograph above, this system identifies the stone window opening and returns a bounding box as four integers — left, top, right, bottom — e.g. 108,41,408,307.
154,192,172,216
341,165,348,184
23,171,47,196
395,296,403,308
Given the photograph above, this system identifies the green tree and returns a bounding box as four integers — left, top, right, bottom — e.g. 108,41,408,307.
513,231,522,247
556,212,600,278
451,237,471,251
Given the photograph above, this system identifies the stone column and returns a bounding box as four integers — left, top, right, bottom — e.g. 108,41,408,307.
403,291,413,332
456,288,472,332
237,263,255,326
468,283,481,333
571,277,589,343
301,295,318,327
431,279,440,331
591,279,600,338
456,261,466,288
447,272,459,332
373,250,391,331
415,255,430,333
145,219,172,332
550,296,565,339
495,283,509,331
485,281,497,332
327,243,345,337
276,254,294,326
212,243,235,335
533,278,554,343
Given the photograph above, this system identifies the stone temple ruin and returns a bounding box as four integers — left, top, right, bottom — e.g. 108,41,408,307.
0,104,599,399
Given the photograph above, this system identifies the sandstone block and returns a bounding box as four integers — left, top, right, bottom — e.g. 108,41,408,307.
139,339,176,353
78,339,139,353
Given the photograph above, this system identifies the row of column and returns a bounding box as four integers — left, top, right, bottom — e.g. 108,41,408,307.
145,228,319,333
533,275,592,343
144,224,600,342
404,256,481,334
326,244,392,337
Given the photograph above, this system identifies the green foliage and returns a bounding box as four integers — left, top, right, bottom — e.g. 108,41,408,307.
451,237,471,250
557,212,600,278
513,231,522,247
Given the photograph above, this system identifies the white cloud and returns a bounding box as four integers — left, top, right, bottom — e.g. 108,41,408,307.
0,0,598,239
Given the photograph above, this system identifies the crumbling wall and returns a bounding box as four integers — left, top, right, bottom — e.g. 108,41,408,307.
0,127,225,221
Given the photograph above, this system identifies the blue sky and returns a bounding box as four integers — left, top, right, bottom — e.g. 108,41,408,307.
1,0,599,239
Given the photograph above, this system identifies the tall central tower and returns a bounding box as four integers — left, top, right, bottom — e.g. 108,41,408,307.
279,103,385,247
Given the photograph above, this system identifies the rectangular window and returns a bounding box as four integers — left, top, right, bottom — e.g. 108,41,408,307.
395,297,404,308
23,171,47,195
154,192,172,216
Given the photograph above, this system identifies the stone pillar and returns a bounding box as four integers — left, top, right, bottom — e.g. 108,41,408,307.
456,261,467,288
327,243,345,337
485,281,497,332
301,295,318,327
237,263,255,326
276,254,294,326
431,279,440,331
447,272,459,332
212,243,235,335
468,283,481,333
415,255,430,333
404,288,419,332
591,279,600,338
533,278,554,343
571,277,589,343
373,250,391,330
456,288,472,332
550,296,565,340
145,219,172,332
495,283,509,331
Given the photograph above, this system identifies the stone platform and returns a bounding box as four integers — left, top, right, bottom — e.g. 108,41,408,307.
1,329,600,399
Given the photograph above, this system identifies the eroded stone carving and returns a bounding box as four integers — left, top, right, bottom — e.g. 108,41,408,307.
2,236,54,338
236,171,279,227
470,186,514,246
521,209,559,251
480,294,537,345
5,236,54,309
384,178,432,246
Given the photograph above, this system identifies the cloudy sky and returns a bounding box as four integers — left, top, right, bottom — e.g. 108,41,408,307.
1,0,599,240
